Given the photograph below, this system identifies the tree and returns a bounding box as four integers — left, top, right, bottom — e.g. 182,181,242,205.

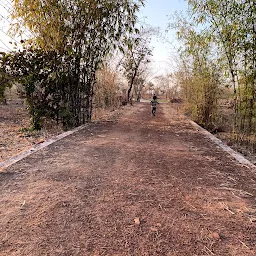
172,16,221,128
132,62,154,101
94,60,121,110
3,49,64,129
187,0,256,133
121,27,152,103
7,0,144,128
154,75,172,99
0,53,13,104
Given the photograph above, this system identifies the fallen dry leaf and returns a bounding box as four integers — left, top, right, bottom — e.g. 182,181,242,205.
209,232,221,240
134,217,140,225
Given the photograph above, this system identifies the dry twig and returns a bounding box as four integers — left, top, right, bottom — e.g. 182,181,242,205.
239,240,250,249
220,203,235,215
204,246,215,255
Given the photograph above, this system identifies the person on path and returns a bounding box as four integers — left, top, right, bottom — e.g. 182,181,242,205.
151,95,159,116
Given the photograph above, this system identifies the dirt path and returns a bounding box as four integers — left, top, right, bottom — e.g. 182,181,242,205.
0,103,255,256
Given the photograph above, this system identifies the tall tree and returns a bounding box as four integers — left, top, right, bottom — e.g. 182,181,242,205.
122,27,152,103
187,0,256,133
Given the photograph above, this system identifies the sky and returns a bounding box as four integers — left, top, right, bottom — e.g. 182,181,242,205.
0,0,189,75
138,0,189,76
0,0,15,52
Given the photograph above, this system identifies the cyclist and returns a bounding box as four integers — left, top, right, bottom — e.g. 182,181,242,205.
151,95,159,116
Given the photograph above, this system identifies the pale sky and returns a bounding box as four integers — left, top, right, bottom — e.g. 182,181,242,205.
0,0,188,74
0,0,14,52
138,0,189,75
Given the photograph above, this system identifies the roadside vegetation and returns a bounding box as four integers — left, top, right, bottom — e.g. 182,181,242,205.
170,0,256,155
0,0,153,130
1,0,256,160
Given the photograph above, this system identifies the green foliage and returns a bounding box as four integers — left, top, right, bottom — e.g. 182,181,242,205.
186,0,256,134
0,53,13,103
173,18,221,129
5,0,144,129
3,49,64,129
12,0,144,54
171,0,256,136
177,62,221,129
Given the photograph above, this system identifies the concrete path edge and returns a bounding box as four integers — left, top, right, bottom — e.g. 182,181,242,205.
0,124,89,171
190,120,256,171
1,117,255,172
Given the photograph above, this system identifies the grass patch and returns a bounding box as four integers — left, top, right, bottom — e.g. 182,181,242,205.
158,99,169,103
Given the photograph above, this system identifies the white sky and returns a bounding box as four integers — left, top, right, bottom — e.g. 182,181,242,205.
138,0,189,76
0,0,189,74
0,0,14,52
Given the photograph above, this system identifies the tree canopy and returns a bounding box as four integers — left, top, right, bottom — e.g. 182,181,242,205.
0,0,145,129
171,0,256,134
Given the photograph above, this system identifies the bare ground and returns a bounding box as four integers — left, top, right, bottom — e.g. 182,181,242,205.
0,100,117,163
0,103,255,256
0,100,63,162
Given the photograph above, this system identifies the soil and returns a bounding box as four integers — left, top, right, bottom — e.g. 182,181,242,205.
0,99,63,163
0,100,116,164
214,105,256,165
0,102,255,256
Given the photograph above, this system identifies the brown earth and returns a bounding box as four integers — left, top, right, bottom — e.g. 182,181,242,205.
0,100,116,163
0,100,63,162
214,105,256,165
0,102,255,256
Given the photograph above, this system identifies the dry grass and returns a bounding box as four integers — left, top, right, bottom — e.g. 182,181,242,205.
0,102,255,255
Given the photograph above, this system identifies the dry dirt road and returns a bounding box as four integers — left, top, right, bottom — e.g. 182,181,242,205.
0,103,255,256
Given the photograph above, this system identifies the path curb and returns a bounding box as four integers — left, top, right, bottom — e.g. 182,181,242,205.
189,120,256,170
1,112,255,172
0,124,88,171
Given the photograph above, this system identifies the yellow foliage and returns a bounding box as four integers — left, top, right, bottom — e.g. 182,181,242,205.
94,67,121,110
